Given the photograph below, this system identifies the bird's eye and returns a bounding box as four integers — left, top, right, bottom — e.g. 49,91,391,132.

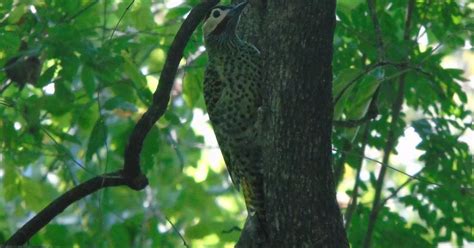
212,10,221,18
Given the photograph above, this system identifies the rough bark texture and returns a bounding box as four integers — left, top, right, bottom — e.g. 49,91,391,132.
234,0,349,247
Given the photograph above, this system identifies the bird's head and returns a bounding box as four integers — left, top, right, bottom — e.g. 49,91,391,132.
202,1,248,42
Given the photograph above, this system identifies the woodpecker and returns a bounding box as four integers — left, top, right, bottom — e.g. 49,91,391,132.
202,1,266,233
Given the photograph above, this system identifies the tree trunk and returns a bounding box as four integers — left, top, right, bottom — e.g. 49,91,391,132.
234,0,349,247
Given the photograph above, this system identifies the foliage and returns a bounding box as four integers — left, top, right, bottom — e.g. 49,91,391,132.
0,0,238,247
0,0,472,247
334,0,473,247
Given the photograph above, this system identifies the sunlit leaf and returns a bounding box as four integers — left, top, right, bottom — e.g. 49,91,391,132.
85,117,107,162
183,69,203,107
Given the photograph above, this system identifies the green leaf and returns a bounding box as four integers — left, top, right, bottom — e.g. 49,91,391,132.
43,95,68,116
183,69,203,107
0,32,20,61
21,178,57,212
333,68,362,119
147,48,166,74
3,166,19,201
369,172,377,188
122,51,147,88
165,6,191,20
37,64,57,88
345,75,379,119
58,132,82,145
104,96,138,112
7,4,26,23
81,66,96,97
341,126,361,142
141,126,160,172
109,224,131,248
186,221,222,239
164,112,182,125
43,224,70,246
85,117,107,162
121,51,152,105
41,82,73,116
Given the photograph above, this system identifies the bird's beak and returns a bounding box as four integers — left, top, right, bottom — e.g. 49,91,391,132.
229,1,248,19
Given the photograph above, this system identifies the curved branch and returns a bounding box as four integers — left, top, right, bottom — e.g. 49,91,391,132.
123,0,220,177
5,171,130,245
5,0,220,245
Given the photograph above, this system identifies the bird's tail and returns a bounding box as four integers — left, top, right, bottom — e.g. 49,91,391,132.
242,176,267,235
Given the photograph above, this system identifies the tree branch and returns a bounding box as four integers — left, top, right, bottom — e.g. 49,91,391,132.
366,0,385,60
344,123,371,230
4,0,219,245
333,148,443,188
377,174,417,211
164,215,189,248
363,0,415,247
123,0,219,178
5,171,128,245
333,59,442,108
333,141,351,185
109,0,136,40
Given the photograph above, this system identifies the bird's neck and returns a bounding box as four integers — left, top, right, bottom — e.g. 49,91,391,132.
205,34,242,55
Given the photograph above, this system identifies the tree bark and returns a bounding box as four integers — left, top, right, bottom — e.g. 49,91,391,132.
235,0,348,247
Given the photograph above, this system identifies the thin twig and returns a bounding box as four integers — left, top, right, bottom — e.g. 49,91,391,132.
102,0,108,43
378,175,416,210
164,215,189,248
367,0,385,60
333,42,444,109
364,155,442,187
344,123,371,230
166,131,186,170
109,0,136,40
64,0,100,23
333,141,350,185
334,102,378,128
222,226,243,234
40,158,60,182
96,107,110,230
40,127,94,175
331,148,442,188
334,60,424,105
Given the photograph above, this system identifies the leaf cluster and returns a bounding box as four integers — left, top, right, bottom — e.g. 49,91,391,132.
0,0,240,246
334,0,473,246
